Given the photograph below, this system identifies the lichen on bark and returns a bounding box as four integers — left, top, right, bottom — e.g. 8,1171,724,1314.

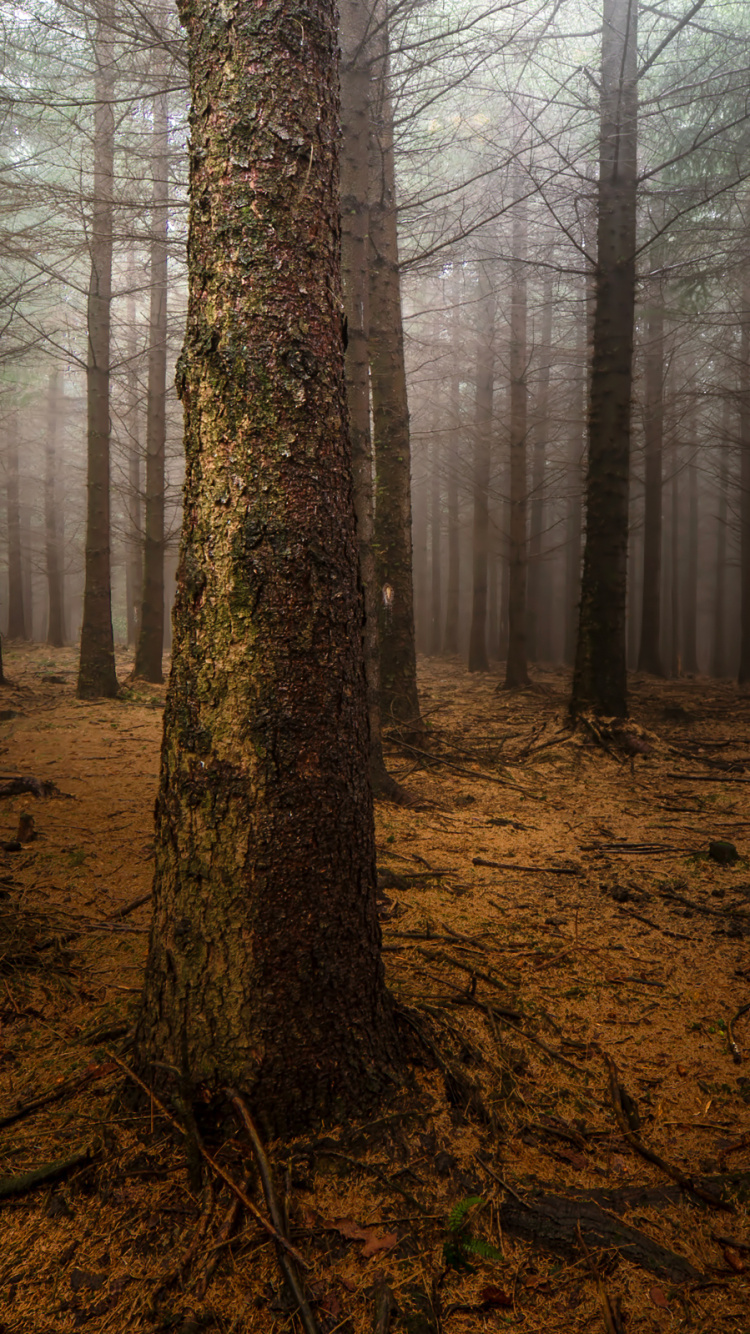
135,0,402,1137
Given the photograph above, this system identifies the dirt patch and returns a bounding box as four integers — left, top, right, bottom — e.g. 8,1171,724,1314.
0,646,748,1332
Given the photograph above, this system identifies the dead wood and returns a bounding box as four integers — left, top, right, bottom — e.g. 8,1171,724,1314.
727,1000,750,1064
0,777,62,798
472,856,580,875
372,1278,397,1333
0,1145,97,1200
0,1059,120,1129
577,1219,627,1334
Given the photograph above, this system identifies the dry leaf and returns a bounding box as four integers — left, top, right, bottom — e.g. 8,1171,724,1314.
479,1286,512,1309
649,1285,670,1310
319,1216,397,1259
723,1247,745,1273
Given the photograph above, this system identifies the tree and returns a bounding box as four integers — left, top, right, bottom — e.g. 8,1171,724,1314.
135,0,403,1137
77,0,119,699
44,367,66,645
5,409,27,641
468,262,494,671
637,269,665,675
571,0,638,717
504,185,531,688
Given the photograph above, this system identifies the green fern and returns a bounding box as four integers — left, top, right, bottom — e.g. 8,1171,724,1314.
443,1196,503,1272
447,1195,483,1232
464,1237,504,1263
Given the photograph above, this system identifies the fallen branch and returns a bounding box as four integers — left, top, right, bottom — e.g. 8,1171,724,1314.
603,1053,730,1211
727,1001,750,1065
373,1279,397,1334
37,890,152,951
388,739,543,798
0,1059,119,1130
0,777,61,799
0,1145,97,1200
667,771,750,784
229,1090,322,1334
616,906,694,941
577,1219,626,1334
473,856,579,876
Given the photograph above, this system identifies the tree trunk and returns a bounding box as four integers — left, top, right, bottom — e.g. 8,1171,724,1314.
135,0,402,1138
683,430,699,674
125,249,142,648
637,280,664,675
77,0,118,699
6,412,26,641
571,0,637,717
711,397,730,677
339,0,400,801
527,267,553,662
369,10,420,726
134,82,168,683
669,447,681,677
563,288,586,666
468,264,494,672
429,433,442,655
739,270,750,683
443,285,461,654
45,369,66,646
504,192,530,688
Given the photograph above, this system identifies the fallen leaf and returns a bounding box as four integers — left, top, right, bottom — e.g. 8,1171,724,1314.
479,1286,512,1309
361,1230,398,1258
676,1064,687,1076
649,1285,670,1310
319,1216,397,1259
723,1247,745,1273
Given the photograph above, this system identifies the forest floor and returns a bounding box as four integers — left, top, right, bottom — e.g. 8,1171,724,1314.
0,641,749,1334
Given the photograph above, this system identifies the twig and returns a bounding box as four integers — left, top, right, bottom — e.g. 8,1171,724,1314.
727,1001,750,1065
576,1219,625,1334
472,856,579,876
603,1052,731,1211
110,1056,305,1263
667,771,750,784
312,1148,425,1213
228,1090,322,1334
616,906,693,941
372,1279,397,1334
37,890,152,951
194,1176,251,1300
0,1059,120,1130
388,739,543,798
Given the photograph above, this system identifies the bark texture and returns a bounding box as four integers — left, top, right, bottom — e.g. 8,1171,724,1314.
739,270,750,682
527,267,553,663
125,250,142,648
134,82,169,683
571,0,637,717
77,0,118,699
711,398,730,677
45,370,65,646
135,0,402,1138
369,11,420,726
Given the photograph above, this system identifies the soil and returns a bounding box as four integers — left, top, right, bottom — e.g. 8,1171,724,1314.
0,642,748,1334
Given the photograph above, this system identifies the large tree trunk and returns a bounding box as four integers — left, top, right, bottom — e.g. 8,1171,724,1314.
134,83,168,683
339,0,400,801
637,279,665,675
77,0,118,699
711,397,730,677
45,369,66,646
527,267,553,662
571,0,637,717
504,192,530,688
6,412,26,641
739,271,750,683
135,0,402,1138
369,10,420,726
468,264,494,672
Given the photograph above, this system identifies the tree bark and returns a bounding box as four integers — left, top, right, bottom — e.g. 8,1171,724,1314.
468,263,494,672
6,412,26,641
669,444,681,677
571,0,638,717
45,369,65,646
739,269,750,682
443,280,462,654
339,0,401,801
637,277,665,675
77,0,118,699
134,82,169,683
135,0,402,1138
683,426,699,674
504,192,530,688
527,267,553,662
429,432,442,655
369,8,420,726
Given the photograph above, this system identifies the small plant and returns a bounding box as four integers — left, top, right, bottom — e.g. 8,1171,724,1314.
443,1196,504,1272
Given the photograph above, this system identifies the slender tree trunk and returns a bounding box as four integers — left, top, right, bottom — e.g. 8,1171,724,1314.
637,281,665,674
6,412,26,641
134,83,168,682
45,369,65,646
712,397,730,677
125,250,142,649
527,267,553,662
77,0,118,698
339,0,400,801
669,449,681,677
504,192,530,688
443,285,461,653
564,289,586,665
683,431,699,674
468,264,494,672
369,11,420,725
571,0,637,717
739,270,750,682
429,433,442,655
135,0,402,1137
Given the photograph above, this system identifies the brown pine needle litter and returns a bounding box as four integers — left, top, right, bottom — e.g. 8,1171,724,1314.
0,644,748,1333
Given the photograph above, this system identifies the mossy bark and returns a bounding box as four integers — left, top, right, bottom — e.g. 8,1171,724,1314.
135,0,402,1138
571,0,637,717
